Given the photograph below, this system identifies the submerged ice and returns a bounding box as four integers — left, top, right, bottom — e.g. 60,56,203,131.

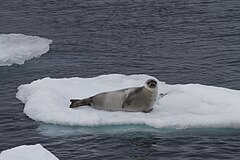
0,144,59,160
16,74,240,129
0,34,52,66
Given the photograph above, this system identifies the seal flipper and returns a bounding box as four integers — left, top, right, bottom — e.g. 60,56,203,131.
69,98,92,108
122,87,143,108
143,108,153,113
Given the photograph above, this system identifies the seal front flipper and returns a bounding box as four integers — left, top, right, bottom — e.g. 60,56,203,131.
69,98,92,108
122,87,143,109
143,108,153,113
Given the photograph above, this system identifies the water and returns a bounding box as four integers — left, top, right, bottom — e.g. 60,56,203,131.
1,0,240,159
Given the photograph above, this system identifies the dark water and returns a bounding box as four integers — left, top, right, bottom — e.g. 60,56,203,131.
1,0,240,159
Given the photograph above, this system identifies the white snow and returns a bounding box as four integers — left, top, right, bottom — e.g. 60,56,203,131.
0,144,59,160
16,74,240,129
0,34,52,66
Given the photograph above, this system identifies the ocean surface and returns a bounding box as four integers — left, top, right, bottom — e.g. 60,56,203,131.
1,0,240,159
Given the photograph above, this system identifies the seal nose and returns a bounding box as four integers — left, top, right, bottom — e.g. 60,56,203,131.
150,82,156,88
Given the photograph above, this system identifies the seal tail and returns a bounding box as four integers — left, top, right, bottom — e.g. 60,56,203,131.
69,98,92,108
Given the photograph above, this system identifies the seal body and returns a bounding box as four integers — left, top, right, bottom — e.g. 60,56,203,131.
70,79,158,113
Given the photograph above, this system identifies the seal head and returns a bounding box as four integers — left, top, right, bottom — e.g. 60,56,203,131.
144,79,158,90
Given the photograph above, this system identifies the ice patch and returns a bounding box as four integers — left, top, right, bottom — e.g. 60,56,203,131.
0,144,59,160
16,74,240,129
0,34,52,66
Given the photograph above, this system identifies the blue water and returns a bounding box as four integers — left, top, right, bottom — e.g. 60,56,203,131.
1,0,240,159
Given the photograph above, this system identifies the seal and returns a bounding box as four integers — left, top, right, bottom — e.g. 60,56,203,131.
69,79,158,113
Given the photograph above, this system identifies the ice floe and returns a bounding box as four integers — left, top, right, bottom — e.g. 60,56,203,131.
16,74,240,129
0,34,52,66
0,144,59,160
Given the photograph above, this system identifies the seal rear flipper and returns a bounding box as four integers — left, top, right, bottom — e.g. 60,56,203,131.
69,98,92,108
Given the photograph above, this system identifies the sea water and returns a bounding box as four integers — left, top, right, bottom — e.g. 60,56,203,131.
1,0,240,159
